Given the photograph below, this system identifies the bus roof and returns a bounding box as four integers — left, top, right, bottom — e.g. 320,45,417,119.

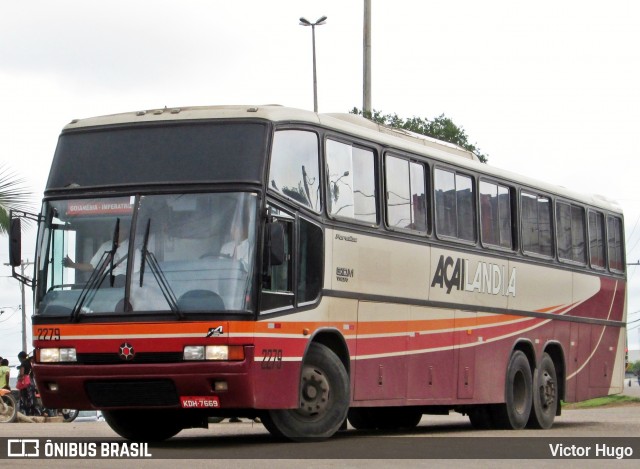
63,104,622,214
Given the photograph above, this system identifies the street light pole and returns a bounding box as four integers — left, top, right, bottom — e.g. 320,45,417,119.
300,16,327,113
363,0,372,114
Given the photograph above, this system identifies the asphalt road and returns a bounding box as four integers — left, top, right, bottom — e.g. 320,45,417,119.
1,384,639,469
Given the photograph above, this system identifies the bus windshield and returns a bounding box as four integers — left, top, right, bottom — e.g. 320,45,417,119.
36,192,257,317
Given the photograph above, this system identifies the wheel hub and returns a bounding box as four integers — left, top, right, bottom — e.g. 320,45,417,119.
298,365,330,417
539,370,556,409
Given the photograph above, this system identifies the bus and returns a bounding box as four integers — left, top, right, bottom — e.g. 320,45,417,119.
9,105,626,441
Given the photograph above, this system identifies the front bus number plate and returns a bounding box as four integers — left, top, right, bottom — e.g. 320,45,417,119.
180,396,220,408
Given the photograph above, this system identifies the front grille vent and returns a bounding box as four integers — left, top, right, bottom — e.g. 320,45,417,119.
76,352,183,365
86,380,178,407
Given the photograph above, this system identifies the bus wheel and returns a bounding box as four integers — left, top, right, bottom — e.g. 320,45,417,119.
347,408,376,430
527,353,557,429
103,409,183,441
263,342,349,441
493,350,532,429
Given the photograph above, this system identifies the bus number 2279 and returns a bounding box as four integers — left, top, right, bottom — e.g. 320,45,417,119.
261,349,283,369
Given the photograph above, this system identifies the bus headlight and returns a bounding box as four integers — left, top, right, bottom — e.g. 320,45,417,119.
183,345,244,361
40,348,77,363
183,346,205,361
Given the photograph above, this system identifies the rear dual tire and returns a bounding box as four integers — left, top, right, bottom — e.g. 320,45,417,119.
468,351,557,430
493,350,532,430
527,353,558,429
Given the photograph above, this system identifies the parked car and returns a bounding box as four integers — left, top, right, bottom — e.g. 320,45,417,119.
74,410,104,422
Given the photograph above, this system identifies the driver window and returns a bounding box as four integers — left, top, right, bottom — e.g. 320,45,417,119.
261,206,294,312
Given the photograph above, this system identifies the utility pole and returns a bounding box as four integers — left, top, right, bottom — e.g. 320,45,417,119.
4,259,33,352
363,0,372,114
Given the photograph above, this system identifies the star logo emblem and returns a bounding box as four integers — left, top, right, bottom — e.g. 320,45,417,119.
119,342,135,361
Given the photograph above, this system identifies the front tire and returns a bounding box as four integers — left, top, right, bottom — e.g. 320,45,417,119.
262,342,349,441
493,350,532,429
527,353,558,429
103,409,183,441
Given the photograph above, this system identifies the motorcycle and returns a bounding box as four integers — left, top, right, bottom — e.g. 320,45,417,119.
0,389,17,423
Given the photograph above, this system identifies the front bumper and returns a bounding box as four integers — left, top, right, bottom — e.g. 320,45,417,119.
34,347,256,411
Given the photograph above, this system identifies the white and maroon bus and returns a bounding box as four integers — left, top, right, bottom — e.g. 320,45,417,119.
9,105,626,441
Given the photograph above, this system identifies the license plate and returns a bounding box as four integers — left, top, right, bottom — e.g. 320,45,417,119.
180,396,220,409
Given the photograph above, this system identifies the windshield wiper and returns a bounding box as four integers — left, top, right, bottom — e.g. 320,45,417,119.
70,250,112,321
70,219,120,322
109,218,120,287
138,219,183,319
139,219,151,287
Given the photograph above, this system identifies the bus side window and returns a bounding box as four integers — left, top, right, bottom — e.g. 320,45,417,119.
261,214,295,313
607,215,624,272
269,130,321,211
298,218,323,304
521,191,553,257
434,168,476,242
326,139,377,224
588,211,606,269
556,202,586,264
263,220,292,292
385,155,428,233
479,180,512,249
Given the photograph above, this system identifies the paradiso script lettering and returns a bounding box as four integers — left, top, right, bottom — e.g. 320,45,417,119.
431,255,517,297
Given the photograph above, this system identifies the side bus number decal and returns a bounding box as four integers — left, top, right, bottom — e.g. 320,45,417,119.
261,348,283,369
36,328,61,341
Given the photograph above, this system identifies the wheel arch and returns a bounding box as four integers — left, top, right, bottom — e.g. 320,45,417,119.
306,327,351,377
511,339,536,375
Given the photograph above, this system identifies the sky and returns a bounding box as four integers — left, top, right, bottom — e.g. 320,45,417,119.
0,0,639,366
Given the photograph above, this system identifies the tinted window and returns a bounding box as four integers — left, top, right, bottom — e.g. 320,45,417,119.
588,211,606,269
385,155,427,232
480,180,512,249
49,123,268,189
298,218,323,303
326,139,377,223
607,216,624,272
521,191,553,257
556,202,586,264
434,168,476,242
261,207,295,313
269,130,320,211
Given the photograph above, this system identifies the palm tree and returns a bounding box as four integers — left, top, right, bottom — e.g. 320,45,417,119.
0,164,32,234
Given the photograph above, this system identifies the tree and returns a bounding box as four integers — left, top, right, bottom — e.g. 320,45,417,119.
0,165,32,234
631,360,640,377
350,108,488,163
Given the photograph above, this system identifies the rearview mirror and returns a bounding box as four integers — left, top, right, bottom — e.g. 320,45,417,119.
9,217,22,267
